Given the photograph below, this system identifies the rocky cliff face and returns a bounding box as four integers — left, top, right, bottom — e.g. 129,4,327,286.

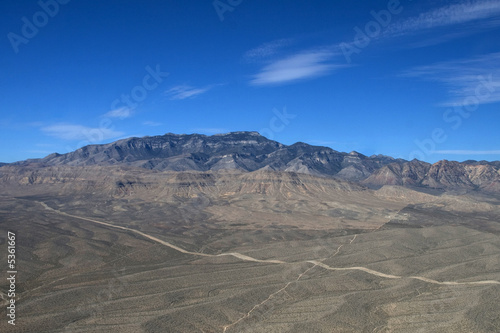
7,131,500,193
363,159,500,192
16,132,398,181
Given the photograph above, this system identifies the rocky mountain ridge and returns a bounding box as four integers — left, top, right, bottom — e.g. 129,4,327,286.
5,131,500,193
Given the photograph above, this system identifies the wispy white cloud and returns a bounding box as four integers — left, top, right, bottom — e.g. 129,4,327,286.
336,1,500,51
402,52,500,106
250,50,344,86
386,0,500,37
41,124,123,141
243,38,293,62
435,150,500,155
165,85,212,100
103,107,132,119
142,121,163,127
406,30,475,48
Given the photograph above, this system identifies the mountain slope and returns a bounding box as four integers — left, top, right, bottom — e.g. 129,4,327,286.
17,132,398,181
363,159,500,192
7,131,500,192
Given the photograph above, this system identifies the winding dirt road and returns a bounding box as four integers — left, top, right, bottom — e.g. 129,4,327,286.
38,201,500,287
38,201,285,264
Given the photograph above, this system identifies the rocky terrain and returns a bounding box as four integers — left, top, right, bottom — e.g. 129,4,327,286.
10,131,500,192
0,132,499,332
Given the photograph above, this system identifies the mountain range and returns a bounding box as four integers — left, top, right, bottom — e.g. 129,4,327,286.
4,131,500,193
2,134,500,333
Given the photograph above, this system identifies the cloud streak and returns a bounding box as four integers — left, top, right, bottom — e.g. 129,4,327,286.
336,0,500,52
103,107,133,119
402,52,500,106
243,38,293,62
248,1,500,86
165,85,212,100
386,0,500,37
250,50,344,86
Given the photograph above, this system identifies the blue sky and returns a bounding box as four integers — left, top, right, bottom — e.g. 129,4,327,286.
1,0,500,163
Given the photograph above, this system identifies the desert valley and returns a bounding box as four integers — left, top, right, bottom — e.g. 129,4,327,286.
0,132,499,332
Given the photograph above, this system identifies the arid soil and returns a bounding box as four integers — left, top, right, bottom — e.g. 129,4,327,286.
0,167,499,332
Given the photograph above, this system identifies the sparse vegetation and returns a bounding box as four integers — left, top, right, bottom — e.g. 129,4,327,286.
0,165,499,332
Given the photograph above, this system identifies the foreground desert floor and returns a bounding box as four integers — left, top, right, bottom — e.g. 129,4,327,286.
1,169,499,332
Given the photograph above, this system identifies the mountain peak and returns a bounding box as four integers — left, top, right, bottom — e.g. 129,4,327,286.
349,151,364,157
7,132,500,193
213,131,262,136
